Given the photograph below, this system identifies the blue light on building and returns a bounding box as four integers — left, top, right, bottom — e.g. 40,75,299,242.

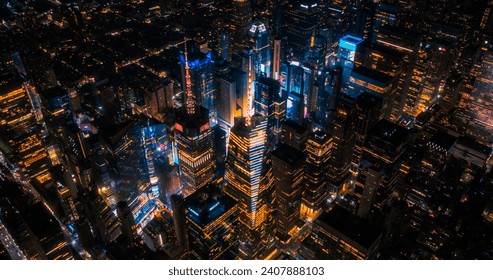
338,35,364,91
180,49,216,122
339,35,364,53
188,207,200,217
208,201,220,212
179,51,213,69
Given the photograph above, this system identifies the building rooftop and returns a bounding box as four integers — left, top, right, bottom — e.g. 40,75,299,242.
0,66,22,94
40,86,67,100
368,119,410,148
174,106,210,136
454,136,492,155
96,119,137,148
231,115,267,135
185,185,236,228
428,131,457,151
342,35,364,44
352,66,393,86
309,130,332,145
257,76,280,90
357,91,383,108
283,119,308,134
359,41,404,61
272,143,305,166
317,205,382,250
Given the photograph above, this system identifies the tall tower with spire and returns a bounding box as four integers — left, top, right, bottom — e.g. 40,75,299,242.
174,42,216,197
183,43,197,116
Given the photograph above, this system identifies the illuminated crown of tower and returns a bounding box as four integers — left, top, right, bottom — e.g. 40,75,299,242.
183,41,197,116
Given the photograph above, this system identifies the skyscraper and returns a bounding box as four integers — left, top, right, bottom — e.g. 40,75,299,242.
327,94,356,194
0,61,50,180
354,41,404,120
217,29,232,61
184,185,238,260
337,35,364,91
285,0,320,60
372,2,399,43
301,131,333,220
308,206,383,259
315,67,342,129
97,119,147,204
248,21,271,78
456,51,493,144
282,61,315,123
321,0,353,43
141,118,173,198
272,143,304,245
79,189,123,245
254,76,285,152
404,40,454,117
175,46,216,197
347,66,397,121
352,92,383,172
230,0,253,53
217,75,238,129
224,116,273,259
354,120,410,218
116,201,137,246
280,119,308,152
179,49,216,122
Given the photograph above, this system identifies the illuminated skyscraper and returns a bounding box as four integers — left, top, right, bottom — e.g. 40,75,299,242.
175,108,215,197
354,41,404,120
224,116,273,259
337,35,364,91
321,0,353,43
457,51,493,144
175,46,216,197
230,0,253,53
0,62,50,180
282,61,315,122
254,76,285,152
354,120,410,218
179,49,216,122
301,131,333,220
347,66,397,121
285,0,320,60
404,40,454,117
280,119,308,152
328,94,356,193
373,26,423,117
248,21,271,78
141,118,173,198
184,185,238,260
372,2,399,43
98,119,147,204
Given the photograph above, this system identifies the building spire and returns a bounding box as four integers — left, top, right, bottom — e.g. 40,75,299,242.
184,40,196,115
